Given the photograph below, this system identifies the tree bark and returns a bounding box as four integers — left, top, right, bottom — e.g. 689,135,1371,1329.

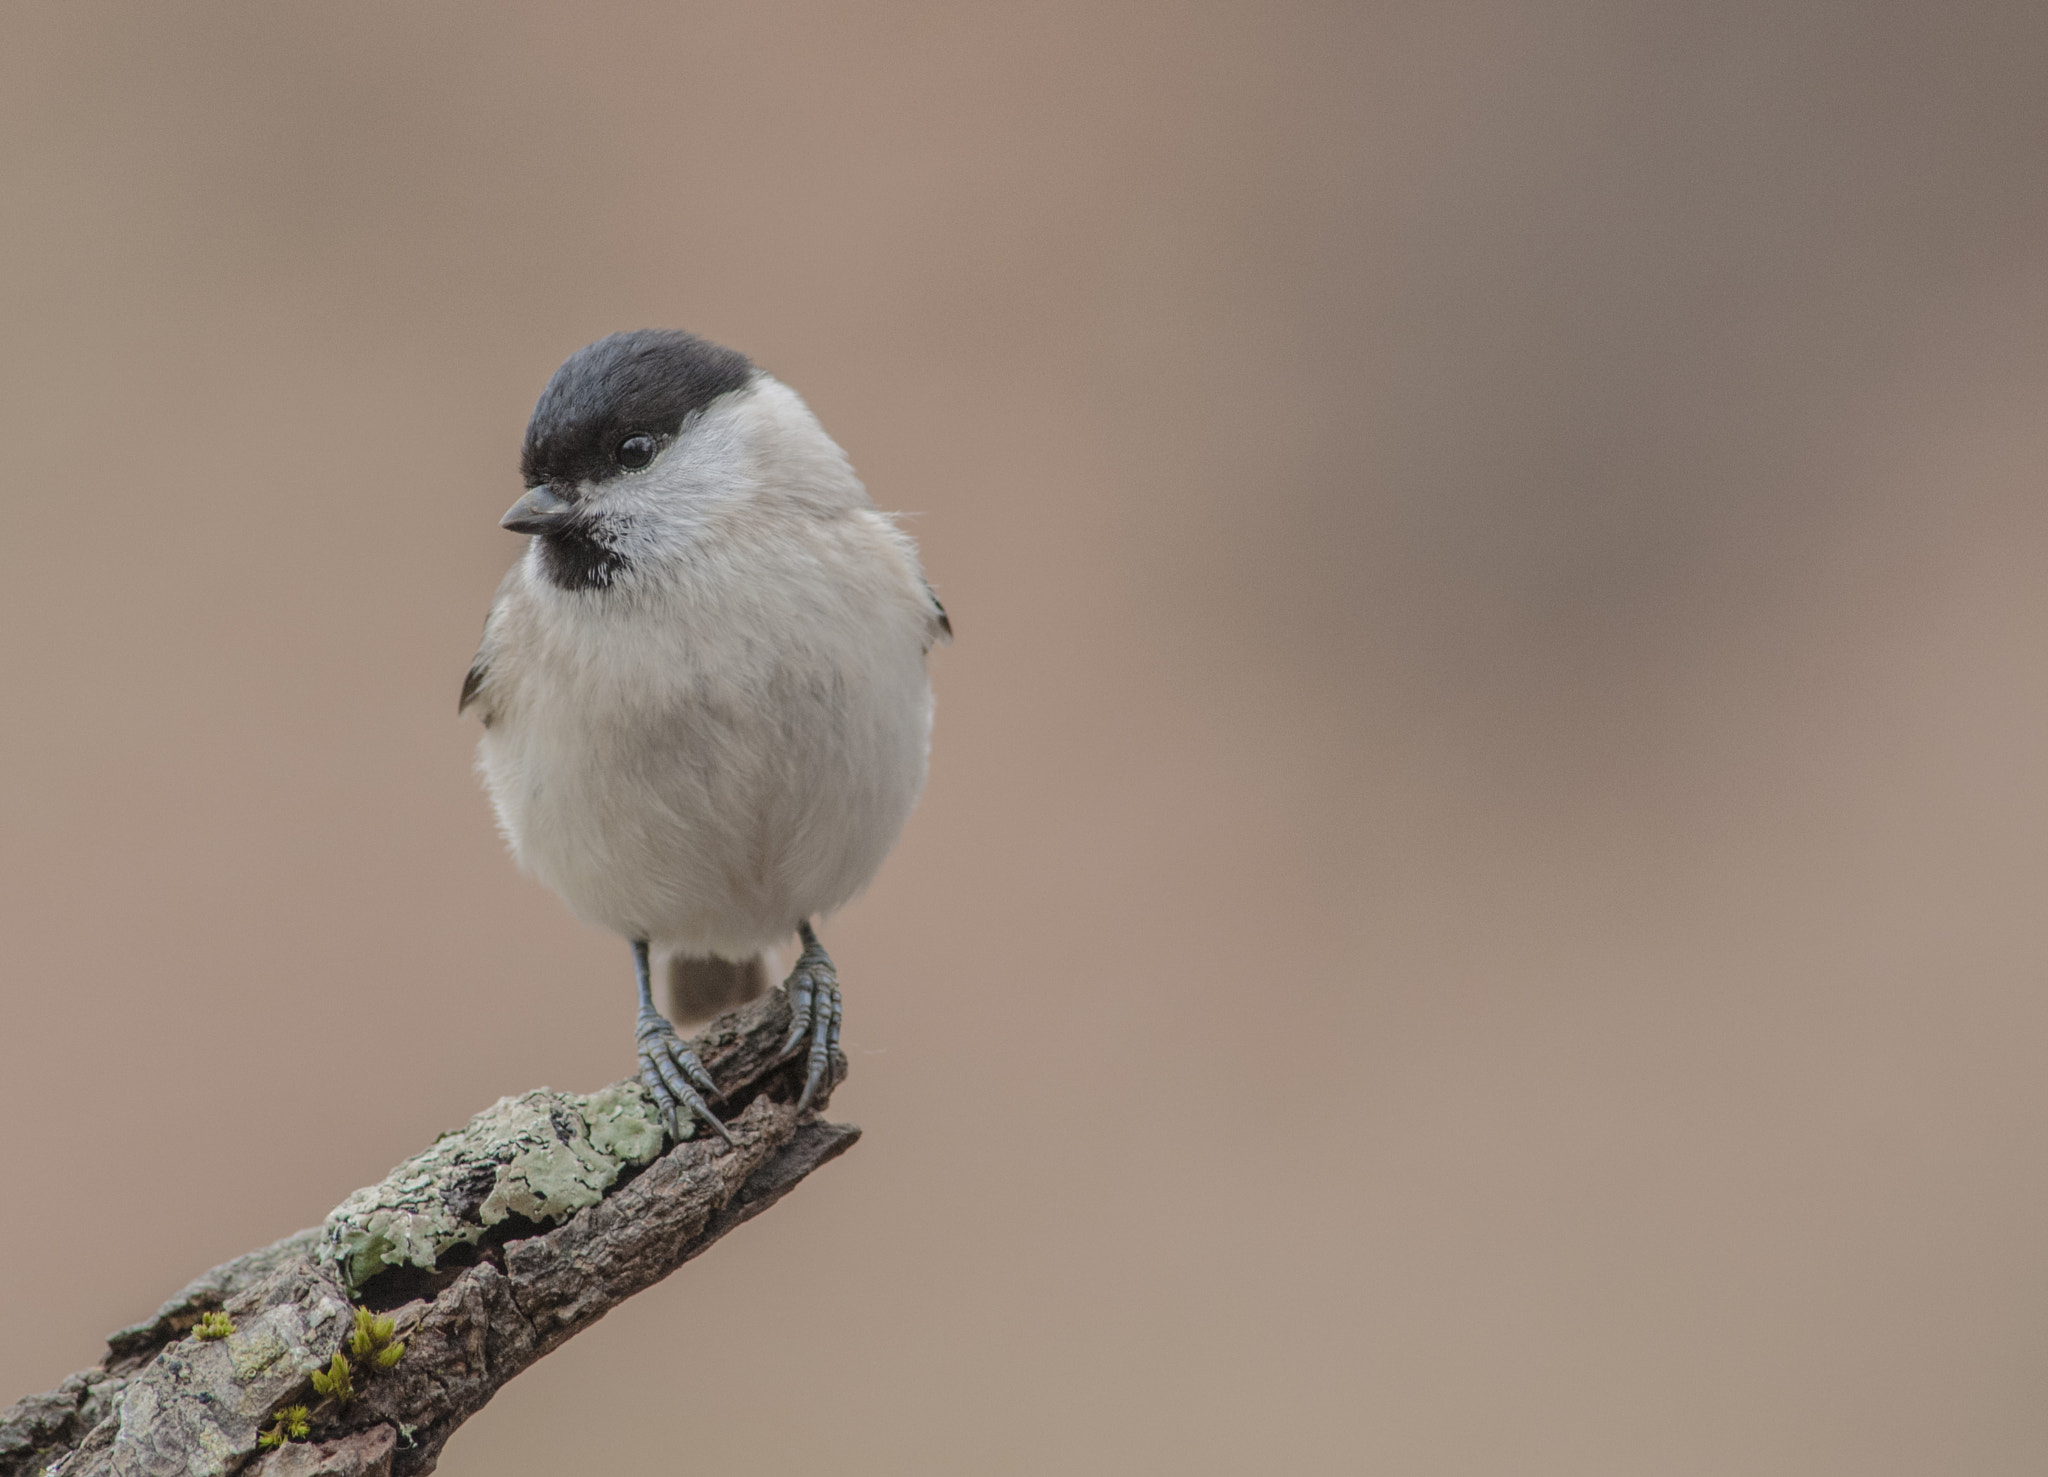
0,990,855,1477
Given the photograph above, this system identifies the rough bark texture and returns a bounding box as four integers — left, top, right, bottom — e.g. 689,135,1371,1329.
0,990,855,1477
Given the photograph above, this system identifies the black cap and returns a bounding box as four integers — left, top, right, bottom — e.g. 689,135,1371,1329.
521,329,754,490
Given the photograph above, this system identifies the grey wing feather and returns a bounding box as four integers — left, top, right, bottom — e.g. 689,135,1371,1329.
924,581,952,645
458,652,490,718
459,569,520,723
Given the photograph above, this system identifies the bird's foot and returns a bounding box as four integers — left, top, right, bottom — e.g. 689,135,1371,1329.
636,1009,733,1146
778,928,842,1113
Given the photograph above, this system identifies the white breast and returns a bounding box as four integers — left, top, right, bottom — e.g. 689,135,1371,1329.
472,379,939,958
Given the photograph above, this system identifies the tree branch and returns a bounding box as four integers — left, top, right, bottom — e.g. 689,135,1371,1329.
0,990,855,1477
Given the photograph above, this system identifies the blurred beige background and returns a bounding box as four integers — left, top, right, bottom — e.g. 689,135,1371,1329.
4,3,2048,1472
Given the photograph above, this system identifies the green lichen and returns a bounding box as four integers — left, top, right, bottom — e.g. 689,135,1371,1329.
257,1405,311,1449
191,1311,234,1341
585,1080,669,1161
226,1326,293,1383
320,1084,668,1289
108,1283,353,1477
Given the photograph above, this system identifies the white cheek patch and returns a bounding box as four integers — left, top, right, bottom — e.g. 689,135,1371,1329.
574,379,860,577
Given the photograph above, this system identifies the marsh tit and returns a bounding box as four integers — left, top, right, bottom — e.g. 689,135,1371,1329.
461,330,948,1141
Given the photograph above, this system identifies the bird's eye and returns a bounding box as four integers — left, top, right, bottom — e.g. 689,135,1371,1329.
616,433,657,469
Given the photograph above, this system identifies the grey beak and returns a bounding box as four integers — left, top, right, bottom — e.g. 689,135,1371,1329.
502,485,577,536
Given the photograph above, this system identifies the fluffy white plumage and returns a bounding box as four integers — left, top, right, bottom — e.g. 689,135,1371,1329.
463,373,946,983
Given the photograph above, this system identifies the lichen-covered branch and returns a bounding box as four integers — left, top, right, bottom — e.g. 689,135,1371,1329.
0,990,855,1477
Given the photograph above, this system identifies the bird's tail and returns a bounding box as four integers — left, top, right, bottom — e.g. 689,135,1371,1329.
660,948,777,1026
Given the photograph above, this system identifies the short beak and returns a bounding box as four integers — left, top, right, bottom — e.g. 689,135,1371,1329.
501,485,577,536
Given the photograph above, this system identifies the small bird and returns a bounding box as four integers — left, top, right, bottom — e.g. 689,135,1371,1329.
460,329,948,1141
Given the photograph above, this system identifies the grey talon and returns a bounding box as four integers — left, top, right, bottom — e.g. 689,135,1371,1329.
631,939,733,1149
780,971,816,1063
783,920,843,1112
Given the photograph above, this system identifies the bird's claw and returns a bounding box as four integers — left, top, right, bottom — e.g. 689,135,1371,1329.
636,1011,732,1146
778,938,842,1114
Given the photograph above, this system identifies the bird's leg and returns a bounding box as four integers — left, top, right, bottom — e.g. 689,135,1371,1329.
777,920,843,1113
633,940,732,1146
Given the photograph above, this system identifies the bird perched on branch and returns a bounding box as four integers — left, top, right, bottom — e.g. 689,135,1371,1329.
460,330,948,1140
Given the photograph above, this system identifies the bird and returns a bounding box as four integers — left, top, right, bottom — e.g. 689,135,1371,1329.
459,329,948,1143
